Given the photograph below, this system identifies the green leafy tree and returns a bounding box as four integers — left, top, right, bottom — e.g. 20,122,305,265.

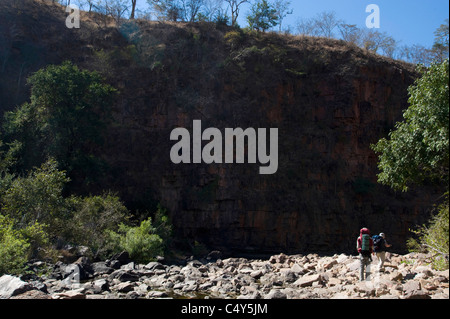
0,140,21,197
372,60,449,269
0,214,30,275
1,158,71,239
2,61,117,186
247,0,278,32
371,60,449,192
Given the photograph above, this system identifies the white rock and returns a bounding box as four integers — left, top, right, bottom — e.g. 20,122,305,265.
293,274,322,287
0,275,33,299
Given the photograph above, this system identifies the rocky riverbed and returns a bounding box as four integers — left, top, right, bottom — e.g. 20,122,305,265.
1,251,448,300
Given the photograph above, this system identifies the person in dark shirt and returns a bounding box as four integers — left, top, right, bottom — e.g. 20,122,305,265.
374,232,392,272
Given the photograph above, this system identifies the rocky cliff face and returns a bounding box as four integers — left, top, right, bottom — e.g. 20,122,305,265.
0,1,440,256
102,23,439,255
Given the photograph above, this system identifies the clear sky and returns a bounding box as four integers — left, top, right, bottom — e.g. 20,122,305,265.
237,0,449,48
136,0,449,48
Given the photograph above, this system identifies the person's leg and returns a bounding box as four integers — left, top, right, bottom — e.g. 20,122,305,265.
376,252,382,271
379,251,386,271
365,257,371,281
359,254,365,281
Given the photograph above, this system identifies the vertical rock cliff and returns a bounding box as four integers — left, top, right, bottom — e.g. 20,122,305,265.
0,1,440,255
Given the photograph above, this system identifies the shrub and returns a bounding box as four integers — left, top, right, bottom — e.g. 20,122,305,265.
107,217,166,264
0,158,130,261
67,193,129,259
1,158,71,240
0,215,30,275
224,30,244,49
152,204,173,248
408,195,449,270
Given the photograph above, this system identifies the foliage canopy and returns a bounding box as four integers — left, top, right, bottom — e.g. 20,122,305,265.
247,0,279,32
3,61,117,185
371,59,449,192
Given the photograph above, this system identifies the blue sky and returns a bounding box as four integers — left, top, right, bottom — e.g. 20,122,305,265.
238,0,449,48
137,0,449,48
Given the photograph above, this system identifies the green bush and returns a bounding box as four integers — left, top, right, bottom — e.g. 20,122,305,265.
107,217,166,264
1,134,174,267
67,193,129,259
152,204,173,249
1,158,71,239
408,196,449,270
0,215,30,275
224,30,245,49
0,158,133,261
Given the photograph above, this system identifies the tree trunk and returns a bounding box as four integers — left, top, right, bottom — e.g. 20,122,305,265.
130,0,137,19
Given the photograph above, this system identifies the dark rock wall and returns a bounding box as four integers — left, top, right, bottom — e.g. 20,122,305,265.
0,2,440,256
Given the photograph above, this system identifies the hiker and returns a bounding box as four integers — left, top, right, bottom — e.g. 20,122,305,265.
356,227,373,281
373,232,392,271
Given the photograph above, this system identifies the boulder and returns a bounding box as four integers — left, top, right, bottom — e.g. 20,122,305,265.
402,280,430,299
0,275,33,299
293,274,322,287
388,271,403,282
319,257,337,270
10,290,51,299
264,289,287,299
290,263,306,275
109,270,139,282
52,288,86,299
110,251,131,266
115,282,135,293
146,290,169,298
346,260,361,272
92,261,114,276
93,278,110,292
404,290,431,299
145,262,166,271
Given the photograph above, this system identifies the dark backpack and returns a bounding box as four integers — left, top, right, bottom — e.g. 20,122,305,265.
361,234,371,252
372,235,383,252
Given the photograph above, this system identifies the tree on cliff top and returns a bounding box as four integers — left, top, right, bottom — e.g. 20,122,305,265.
371,59,449,193
247,0,278,32
225,0,249,26
432,19,449,63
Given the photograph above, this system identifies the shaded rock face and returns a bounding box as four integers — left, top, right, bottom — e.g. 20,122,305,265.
104,32,437,254
0,1,439,255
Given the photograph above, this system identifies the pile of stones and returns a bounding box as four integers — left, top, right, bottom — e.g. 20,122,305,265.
1,250,448,299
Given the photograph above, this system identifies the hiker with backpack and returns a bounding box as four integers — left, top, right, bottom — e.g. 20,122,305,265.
372,233,392,271
356,227,373,281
